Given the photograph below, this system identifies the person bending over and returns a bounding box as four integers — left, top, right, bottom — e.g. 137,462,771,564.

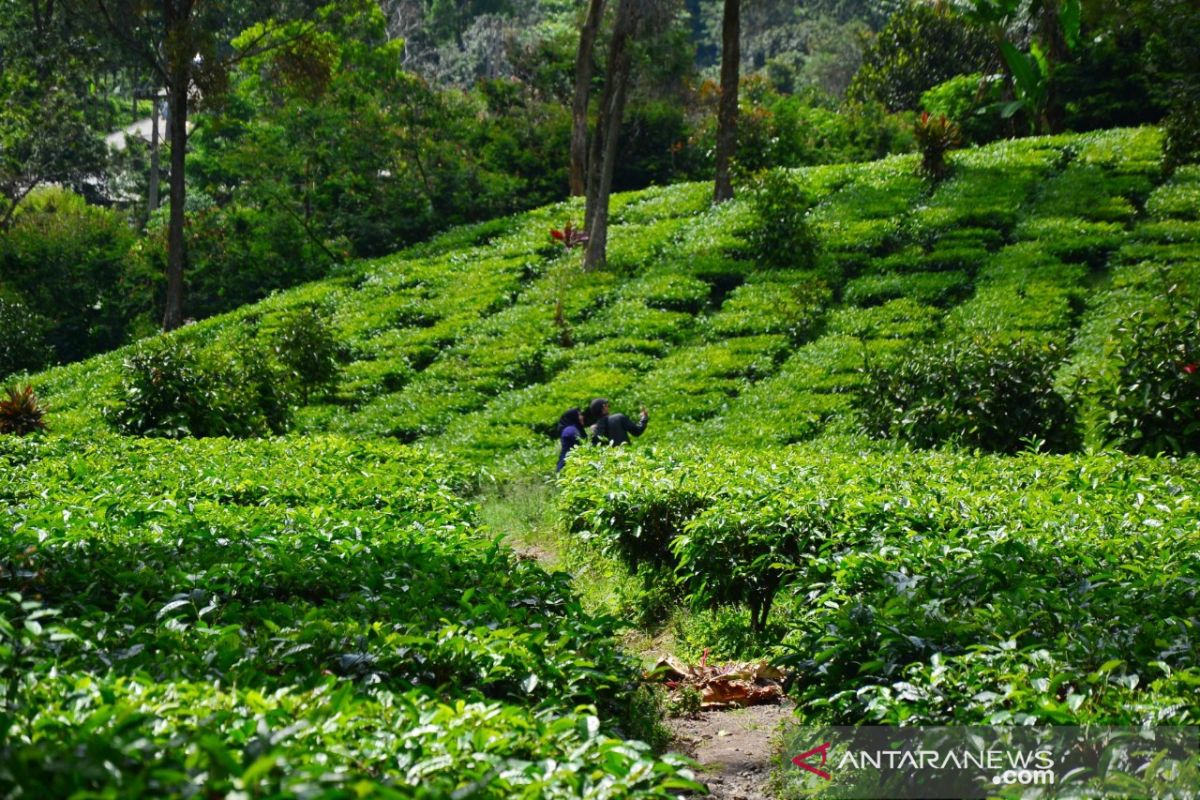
588,397,648,446
556,407,586,472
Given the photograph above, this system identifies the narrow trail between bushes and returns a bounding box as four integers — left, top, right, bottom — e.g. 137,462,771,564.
669,702,795,800
478,479,791,800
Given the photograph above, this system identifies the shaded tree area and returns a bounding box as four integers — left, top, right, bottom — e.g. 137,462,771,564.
70,0,332,330
0,1,110,228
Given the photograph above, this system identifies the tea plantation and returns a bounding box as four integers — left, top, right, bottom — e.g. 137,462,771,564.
4,127,1200,796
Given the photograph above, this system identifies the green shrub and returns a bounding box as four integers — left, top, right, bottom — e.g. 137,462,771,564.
858,336,1079,453
0,296,53,379
847,2,993,111
212,343,294,437
107,341,215,438
921,73,1004,143
744,171,819,270
107,339,292,439
0,188,139,363
272,306,341,403
1101,303,1200,455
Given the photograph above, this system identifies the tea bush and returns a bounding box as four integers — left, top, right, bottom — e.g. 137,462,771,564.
744,170,819,270
706,274,831,340
560,446,1200,725
1101,305,1200,455
842,270,970,307
1145,166,1200,220
626,272,712,314
629,335,788,423
828,298,941,340
858,336,1079,452
0,436,701,797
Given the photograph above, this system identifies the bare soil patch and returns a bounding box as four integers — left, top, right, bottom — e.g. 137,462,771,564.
668,700,795,800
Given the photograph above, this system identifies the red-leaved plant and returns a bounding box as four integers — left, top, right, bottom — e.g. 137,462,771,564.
550,221,588,250
914,112,962,180
0,384,47,435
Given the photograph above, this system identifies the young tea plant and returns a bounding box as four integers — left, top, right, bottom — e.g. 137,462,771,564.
745,170,819,270
1103,303,1200,455
272,306,341,403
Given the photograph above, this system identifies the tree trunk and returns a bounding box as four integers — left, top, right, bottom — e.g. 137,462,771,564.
713,0,739,203
570,0,606,197
1035,0,1067,134
162,70,189,331
582,0,638,272
148,97,160,215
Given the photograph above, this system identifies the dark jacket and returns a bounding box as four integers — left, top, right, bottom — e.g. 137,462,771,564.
557,424,583,472
591,413,648,446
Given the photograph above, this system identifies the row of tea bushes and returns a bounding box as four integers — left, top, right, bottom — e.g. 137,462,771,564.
559,444,1200,726
0,435,699,797
12,127,1189,462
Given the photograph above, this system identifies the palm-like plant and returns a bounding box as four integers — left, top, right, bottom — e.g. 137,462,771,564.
914,113,963,179
0,384,47,435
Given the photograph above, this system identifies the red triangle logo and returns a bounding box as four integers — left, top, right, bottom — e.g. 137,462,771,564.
792,742,833,780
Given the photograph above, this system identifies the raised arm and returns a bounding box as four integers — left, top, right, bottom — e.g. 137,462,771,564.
627,409,649,437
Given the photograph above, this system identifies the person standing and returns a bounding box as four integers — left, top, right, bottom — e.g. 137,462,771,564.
588,398,648,446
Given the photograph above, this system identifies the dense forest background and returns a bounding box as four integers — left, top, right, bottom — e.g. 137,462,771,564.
1,0,1196,378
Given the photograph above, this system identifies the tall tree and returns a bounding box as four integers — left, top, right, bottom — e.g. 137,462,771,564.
569,0,607,196
712,0,739,203
582,0,639,270
0,1,107,229
77,0,318,330
580,0,675,271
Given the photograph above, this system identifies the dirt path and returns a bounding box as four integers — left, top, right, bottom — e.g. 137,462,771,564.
668,701,795,799
480,484,792,797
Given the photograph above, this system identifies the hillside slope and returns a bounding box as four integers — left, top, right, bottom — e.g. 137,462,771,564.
6,127,1200,798
27,127,1196,462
